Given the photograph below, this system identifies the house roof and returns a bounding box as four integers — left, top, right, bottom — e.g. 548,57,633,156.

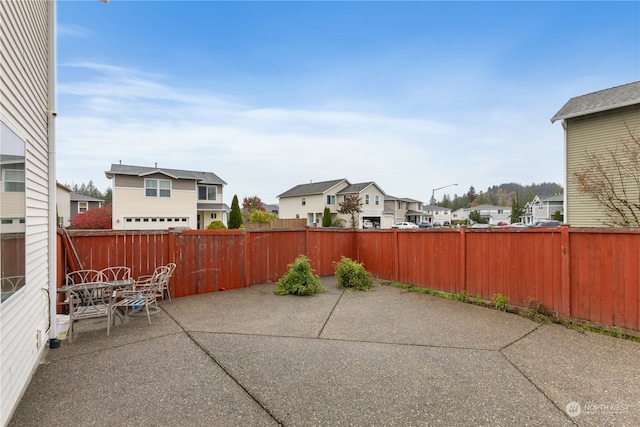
197,203,230,212
278,179,348,198
70,192,104,203
262,203,279,212
105,164,227,186
467,204,510,211
423,204,449,211
539,194,564,203
384,195,423,204
551,81,640,123
337,181,385,195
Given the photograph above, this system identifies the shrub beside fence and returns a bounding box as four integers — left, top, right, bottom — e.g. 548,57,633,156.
58,226,640,332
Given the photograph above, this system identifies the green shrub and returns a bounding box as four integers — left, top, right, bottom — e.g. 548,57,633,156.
250,210,277,223
492,293,510,312
207,220,227,230
273,255,325,296
322,207,332,227
334,256,373,291
332,218,346,228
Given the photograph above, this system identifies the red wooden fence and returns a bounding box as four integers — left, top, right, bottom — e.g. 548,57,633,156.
57,226,640,332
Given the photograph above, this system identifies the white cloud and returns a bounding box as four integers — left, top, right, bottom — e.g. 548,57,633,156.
56,62,565,204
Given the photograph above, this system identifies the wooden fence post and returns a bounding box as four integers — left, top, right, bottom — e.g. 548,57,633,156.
460,227,466,293
244,229,251,287
560,224,571,318
393,228,399,282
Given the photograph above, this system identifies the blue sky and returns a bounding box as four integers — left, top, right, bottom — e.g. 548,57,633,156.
56,1,640,204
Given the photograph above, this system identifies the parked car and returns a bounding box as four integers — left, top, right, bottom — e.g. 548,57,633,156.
442,221,451,227
392,221,419,229
363,220,374,229
470,223,492,229
417,222,433,228
509,222,529,228
534,220,561,228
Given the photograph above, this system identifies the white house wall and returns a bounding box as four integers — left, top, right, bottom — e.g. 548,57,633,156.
0,1,53,425
112,186,196,230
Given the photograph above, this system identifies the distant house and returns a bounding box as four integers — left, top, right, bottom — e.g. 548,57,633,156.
551,81,640,226
56,183,71,227
105,163,228,230
384,196,424,226
278,179,386,228
70,192,104,223
421,204,453,225
522,195,564,225
1,2,56,424
262,203,279,216
452,205,512,225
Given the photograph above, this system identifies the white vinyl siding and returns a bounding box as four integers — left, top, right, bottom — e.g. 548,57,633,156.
565,108,640,227
0,1,53,425
112,186,196,230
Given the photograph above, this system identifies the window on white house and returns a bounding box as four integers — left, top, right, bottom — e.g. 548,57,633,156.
78,202,88,213
198,185,216,201
498,210,503,214
302,197,306,206
326,195,336,205
365,195,370,205
210,213,217,219
3,169,25,192
375,195,380,205
145,179,171,197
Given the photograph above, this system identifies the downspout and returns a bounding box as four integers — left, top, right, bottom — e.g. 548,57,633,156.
48,0,58,348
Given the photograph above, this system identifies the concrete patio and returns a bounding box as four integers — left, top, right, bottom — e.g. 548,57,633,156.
9,277,640,426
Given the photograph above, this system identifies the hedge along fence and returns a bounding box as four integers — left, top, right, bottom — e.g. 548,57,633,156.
58,226,640,332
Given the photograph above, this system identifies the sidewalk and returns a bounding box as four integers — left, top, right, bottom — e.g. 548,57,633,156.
9,277,640,426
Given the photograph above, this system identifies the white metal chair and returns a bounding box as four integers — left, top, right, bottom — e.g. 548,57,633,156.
65,281,112,342
99,266,132,283
107,266,169,336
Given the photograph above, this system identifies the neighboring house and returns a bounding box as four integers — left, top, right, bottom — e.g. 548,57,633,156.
262,203,279,216
105,163,229,230
1,2,56,424
453,205,512,225
56,183,71,227
278,179,386,228
384,196,425,226
522,195,564,225
70,192,104,223
551,81,640,227
422,204,453,225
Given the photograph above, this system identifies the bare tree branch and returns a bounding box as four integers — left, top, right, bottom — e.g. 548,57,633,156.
574,123,640,227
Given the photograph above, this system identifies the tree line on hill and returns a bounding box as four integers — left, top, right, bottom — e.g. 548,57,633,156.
66,181,112,205
437,182,563,211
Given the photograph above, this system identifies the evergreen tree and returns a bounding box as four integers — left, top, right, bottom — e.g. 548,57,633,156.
228,195,243,229
510,192,524,223
322,207,332,227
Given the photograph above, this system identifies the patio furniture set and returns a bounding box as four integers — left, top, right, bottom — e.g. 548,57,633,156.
58,263,176,342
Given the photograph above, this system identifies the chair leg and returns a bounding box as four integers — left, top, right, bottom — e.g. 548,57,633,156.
144,300,151,325
166,285,171,303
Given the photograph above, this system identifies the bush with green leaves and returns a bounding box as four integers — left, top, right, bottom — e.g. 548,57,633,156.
334,256,373,291
206,220,227,230
250,209,277,223
322,207,332,227
273,255,325,296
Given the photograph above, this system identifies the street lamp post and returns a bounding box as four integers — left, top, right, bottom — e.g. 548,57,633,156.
430,183,458,205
